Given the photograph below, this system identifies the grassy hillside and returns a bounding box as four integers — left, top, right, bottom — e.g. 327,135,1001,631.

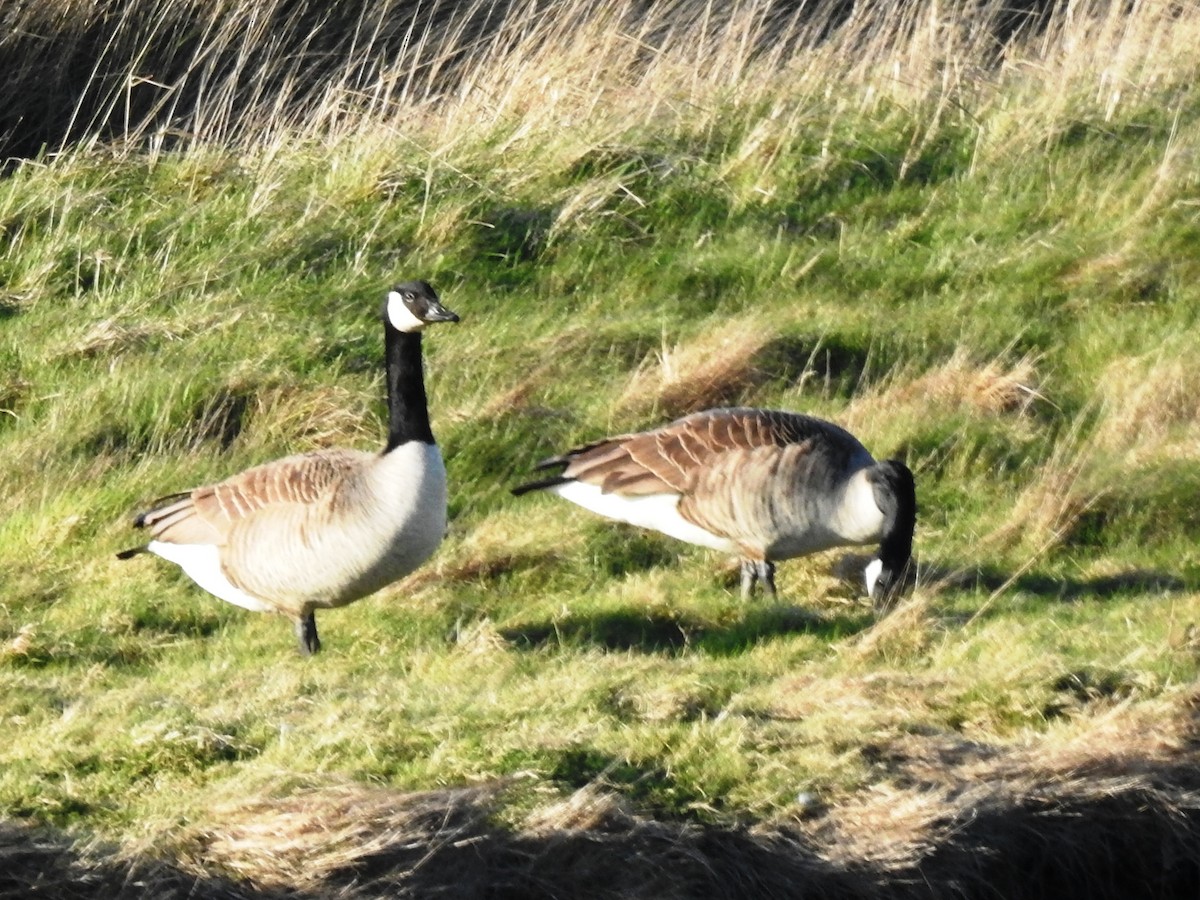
2,0,1200,896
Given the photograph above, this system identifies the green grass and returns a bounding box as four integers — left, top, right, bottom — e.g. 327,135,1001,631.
2,0,1200,885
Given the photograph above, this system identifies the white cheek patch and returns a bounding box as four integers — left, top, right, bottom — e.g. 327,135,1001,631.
864,557,883,598
386,291,428,333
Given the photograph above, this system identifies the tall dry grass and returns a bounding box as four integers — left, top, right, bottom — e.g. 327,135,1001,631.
4,0,1199,163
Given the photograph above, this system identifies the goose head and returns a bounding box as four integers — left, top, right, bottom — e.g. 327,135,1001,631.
863,459,916,610
385,280,460,333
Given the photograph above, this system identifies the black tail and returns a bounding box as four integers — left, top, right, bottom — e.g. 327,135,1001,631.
129,490,191,528
512,445,597,495
115,546,146,560
511,475,573,497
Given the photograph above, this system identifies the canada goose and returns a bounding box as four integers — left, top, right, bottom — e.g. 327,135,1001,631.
512,407,915,608
117,280,459,654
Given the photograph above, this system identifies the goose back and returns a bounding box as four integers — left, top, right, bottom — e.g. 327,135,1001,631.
523,408,882,561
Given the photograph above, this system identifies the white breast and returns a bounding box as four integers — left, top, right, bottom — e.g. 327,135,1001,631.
357,440,448,575
833,468,886,544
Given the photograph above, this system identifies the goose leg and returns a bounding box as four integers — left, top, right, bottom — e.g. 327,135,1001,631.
295,612,321,656
741,560,776,599
758,560,777,599
740,559,759,599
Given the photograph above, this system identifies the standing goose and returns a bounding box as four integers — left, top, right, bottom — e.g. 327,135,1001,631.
512,407,915,608
117,280,459,654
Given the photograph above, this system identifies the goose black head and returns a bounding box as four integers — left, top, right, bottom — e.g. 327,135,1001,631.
864,459,916,611
385,280,460,333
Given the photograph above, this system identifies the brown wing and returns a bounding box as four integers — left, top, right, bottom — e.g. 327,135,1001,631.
553,407,863,496
132,448,371,546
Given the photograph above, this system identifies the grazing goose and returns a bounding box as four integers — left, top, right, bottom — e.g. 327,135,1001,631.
512,407,915,608
117,281,459,654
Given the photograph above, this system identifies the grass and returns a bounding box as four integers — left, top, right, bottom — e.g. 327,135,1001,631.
2,0,1200,896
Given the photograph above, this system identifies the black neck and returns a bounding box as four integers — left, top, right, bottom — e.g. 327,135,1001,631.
873,459,917,592
879,525,914,582
383,323,434,451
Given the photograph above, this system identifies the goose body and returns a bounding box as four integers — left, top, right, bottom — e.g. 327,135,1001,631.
512,407,915,607
118,281,459,653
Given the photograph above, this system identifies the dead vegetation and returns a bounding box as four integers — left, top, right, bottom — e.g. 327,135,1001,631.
9,0,1182,165
843,347,1045,432
1096,350,1200,458
62,318,182,359
242,381,378,452
617,319,778,419
0,820,260,900
5,695,1200,899
58,311,242,361
0,0,528,158
887,348,1043,417
985,420,1100,553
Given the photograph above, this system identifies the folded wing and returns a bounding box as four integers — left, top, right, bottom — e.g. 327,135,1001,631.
132,448,370,547
539,408,859,497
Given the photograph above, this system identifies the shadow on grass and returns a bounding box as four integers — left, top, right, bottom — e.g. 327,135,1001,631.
499,602,871,656
6,751,1200,900
5,610,227,671
945,564,1191,604
0,819,275,900
6,633,170,671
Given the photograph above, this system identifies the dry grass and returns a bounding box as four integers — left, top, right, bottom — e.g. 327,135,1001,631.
887,348,1043,417
0,821,258,900
9,692,1186,899
5,0,1197,168
5,774,1196,898
188,781,507,891
523,782,638,832
168,778,872,899
814,691,1200,873
616,317,778,418
61,318,183,359
240,382,379,452
985,429,1099,554
0,626,36,660
1096,349,1200,458
844,589,938,662
843,347,1045,433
